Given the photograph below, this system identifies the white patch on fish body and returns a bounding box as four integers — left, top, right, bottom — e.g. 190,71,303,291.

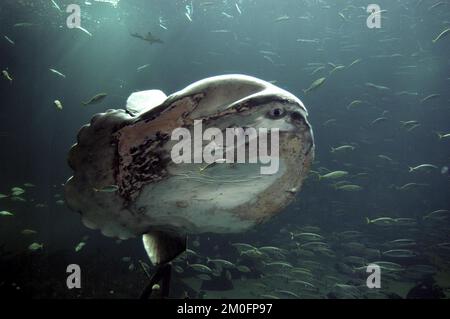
126,90,167,115
135,160,287,233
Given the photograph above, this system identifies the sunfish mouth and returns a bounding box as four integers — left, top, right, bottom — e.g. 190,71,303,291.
65,74,314,265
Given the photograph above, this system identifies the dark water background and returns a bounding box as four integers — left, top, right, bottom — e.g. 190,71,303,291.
0,0,449,298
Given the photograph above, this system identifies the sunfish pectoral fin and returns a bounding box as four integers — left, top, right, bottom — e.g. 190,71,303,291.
126,90,167,116
142,231,186,266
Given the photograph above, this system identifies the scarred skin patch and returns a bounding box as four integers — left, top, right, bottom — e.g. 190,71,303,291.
114,95,203,202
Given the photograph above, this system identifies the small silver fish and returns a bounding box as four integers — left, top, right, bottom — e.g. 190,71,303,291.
432,27,450,43
76,26,93,37
75,241,86,252
304,77,326,93
189,264,213,274
4,35,14,45
409,164,438,172
274,15,290,22
382,249,417,258
14,22,34,28
51,0,61,11
137,64,151,72
49,68,66,79
235,3,242,15
11,187,25,196
28,242,44,251
93,185,119,193
21,229,37,235
2,70,13,82
54,100,63,110
83,93,107,105
420,94,440,103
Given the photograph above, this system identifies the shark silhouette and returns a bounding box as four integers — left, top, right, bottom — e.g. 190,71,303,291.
131,32,163,45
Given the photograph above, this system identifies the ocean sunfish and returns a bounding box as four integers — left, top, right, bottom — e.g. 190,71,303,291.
64,74,314,265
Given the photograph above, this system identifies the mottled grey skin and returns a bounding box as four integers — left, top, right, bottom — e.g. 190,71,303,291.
64,75,314,249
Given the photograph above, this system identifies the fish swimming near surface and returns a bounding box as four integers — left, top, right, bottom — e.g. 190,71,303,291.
11,187,25,196
396,182,429,191
365,82,390,91
297,39,320,44
311,66,326,75
329,65,345,75
137,64,151,72
347,100,365,109
382,249,417,258
50,0,61,11
366,217,397,226
377,154,392,162
348,59,362,68
221,12,233,19
4,35,15,45
76,26,93,37
319,171,348,180
436,132,450,140
401,120,419,127
21,229,37,235
75,241,86,252
371,117,388,125
210,29,231,33
28,243,43,251
303,77,326,94
0,210,14,216
428,1,447,11
331,145,355,153
64,74,315,265
274,15,290,22
93,185,120,193
185,12,193,21
2,70,13,82
432,28,450,43
235,3,242,15
82,93,107,105
336,184,363,192
420,94,440,104
49,68,66,79
54,100,63,110
408,164,438,172
14,22,34,28
423,209,449,220
131,32,163,45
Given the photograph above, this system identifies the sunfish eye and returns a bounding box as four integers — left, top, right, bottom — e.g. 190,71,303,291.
267,107,285,119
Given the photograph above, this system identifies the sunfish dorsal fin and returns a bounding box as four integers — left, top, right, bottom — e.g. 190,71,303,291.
143,231,186,265
126,90,167,116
